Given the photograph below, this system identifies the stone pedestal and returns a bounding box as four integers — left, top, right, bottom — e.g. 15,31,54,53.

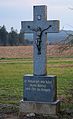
19,74,60,115
20,100,60,115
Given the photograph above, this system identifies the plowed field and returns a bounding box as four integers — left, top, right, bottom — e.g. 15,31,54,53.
0,45,73,58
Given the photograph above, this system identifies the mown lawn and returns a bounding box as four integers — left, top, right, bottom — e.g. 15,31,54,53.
0,57,73,109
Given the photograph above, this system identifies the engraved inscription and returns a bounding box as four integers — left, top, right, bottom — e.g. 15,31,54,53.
25,79,52,93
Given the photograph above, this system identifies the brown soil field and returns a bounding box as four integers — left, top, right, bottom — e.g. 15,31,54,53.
0,45,73,58
0,46,33,58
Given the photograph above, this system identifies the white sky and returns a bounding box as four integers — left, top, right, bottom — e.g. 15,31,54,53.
0,0,73,32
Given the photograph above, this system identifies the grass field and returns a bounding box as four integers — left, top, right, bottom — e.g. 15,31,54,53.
0,57,73,109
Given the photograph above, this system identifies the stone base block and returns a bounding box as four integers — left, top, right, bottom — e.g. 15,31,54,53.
19,100,60,115
23,75,57,102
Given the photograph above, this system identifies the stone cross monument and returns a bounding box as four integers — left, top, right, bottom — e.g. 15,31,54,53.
20,5,60,115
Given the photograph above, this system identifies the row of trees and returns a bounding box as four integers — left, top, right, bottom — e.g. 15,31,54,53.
0,25,32,46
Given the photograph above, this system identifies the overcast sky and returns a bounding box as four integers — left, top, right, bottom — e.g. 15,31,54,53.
0,0,73,32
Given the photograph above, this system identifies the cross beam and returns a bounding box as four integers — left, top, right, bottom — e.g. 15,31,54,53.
21,20,59,33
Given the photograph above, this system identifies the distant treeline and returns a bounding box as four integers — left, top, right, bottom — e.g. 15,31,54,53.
0,25,33,46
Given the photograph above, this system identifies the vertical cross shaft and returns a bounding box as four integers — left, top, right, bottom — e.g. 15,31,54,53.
33,6,47,75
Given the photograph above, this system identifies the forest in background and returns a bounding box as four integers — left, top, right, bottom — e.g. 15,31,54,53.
1,25,73,46
0,25,33,46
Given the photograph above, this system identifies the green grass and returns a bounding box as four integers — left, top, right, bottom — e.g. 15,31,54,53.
0,59,33,104
0,57,73,109
47,57,73,109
